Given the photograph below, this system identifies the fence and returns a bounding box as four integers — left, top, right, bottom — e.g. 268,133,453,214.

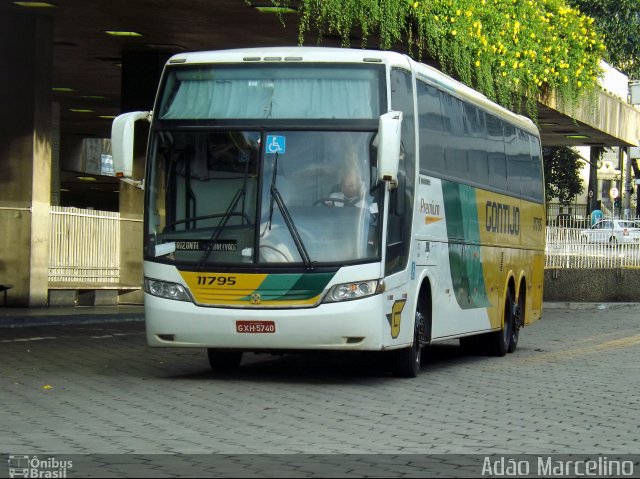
545,226,640,269
49,206,121,283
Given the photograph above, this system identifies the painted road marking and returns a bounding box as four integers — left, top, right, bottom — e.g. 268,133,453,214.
0,332,141,343
522,335,640,363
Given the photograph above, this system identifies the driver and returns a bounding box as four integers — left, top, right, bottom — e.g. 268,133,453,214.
327,159,366,208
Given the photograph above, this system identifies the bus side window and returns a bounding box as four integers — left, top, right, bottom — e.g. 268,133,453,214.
388,68,416,276
416,80,445,175
486,114,507,191
529,135,544,202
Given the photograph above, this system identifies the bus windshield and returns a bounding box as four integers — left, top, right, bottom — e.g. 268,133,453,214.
146,129,382,266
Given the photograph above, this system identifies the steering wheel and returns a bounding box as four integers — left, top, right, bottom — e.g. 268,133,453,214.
313,197,350,207
259,244,294,262
313,196,378,228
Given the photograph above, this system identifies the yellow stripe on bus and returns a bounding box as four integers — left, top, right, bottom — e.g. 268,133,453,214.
180,272,267,303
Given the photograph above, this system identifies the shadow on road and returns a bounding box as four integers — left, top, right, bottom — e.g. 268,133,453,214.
157,341,492,384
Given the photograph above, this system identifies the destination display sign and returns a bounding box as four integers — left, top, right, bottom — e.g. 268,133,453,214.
173,240,237,252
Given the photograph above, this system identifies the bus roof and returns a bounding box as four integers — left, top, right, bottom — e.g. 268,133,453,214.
167,47,539,136
167,46,410,66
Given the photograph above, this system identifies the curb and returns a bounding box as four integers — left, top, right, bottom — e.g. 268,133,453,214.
0,314,145,329
0,306,145,329
543,302,640,310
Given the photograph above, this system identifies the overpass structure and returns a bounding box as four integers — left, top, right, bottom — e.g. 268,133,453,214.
1,1,639,306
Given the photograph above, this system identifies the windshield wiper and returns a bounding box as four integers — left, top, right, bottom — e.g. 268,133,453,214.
197,187,245,269
266,152,313,269
270,185,313,269
266,153,277,232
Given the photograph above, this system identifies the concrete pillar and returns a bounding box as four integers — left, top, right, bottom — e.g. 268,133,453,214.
117,130,146,292
51,102,61,206
586,147,602,217
631,159,640,218
117,52,169,298
0,12,53,307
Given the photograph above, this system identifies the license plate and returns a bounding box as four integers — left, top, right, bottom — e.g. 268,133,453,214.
236,320,276,333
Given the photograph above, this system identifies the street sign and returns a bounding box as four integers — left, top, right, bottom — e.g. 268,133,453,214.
610,187,619,199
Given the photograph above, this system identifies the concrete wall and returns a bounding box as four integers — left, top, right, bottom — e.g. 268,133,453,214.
544,269,640,303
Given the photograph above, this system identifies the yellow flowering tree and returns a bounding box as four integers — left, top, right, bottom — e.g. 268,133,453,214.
281,0,607,119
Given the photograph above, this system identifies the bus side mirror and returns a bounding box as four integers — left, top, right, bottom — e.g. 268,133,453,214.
376,110,403,189
111,111,151,179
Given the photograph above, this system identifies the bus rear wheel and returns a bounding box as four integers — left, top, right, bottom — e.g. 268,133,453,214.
508,289,525,353
485,289,514,357
207,349,243,372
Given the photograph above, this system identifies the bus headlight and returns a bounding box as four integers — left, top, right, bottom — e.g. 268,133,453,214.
324,280,381,303
144,278,191,302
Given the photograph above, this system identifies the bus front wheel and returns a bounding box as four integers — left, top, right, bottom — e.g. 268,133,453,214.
208,349,243,372
390,333,421,378
390,310,424,378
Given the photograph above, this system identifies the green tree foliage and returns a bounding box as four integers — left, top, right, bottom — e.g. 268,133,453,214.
273,0,607,118
543,146,585,204
566,0,640,79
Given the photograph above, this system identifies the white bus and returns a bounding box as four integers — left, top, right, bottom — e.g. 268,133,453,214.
112,47,545,377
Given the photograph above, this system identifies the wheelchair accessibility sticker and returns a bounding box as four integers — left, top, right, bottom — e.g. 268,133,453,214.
266,135,286,154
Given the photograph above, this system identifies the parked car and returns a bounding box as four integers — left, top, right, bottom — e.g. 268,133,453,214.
579,219,640,244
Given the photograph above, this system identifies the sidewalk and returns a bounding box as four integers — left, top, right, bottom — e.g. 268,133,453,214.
0,304,144,328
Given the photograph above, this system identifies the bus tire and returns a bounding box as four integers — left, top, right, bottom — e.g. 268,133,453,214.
486,289,514,357
508,288,525,353
390,323,421,378
208,349,242,372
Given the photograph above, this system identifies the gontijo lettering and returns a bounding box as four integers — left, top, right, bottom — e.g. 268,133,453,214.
486,201,520,235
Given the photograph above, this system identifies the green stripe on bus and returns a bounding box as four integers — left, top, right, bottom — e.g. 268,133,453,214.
240,272,335,302
442,181,490,310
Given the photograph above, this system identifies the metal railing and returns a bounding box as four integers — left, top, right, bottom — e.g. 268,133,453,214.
545,226,640,269
49,206,121,283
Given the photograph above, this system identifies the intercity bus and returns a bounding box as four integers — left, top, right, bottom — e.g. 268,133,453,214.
112,47,545,377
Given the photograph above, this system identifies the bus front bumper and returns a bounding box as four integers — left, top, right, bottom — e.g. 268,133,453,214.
145,293,385,351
